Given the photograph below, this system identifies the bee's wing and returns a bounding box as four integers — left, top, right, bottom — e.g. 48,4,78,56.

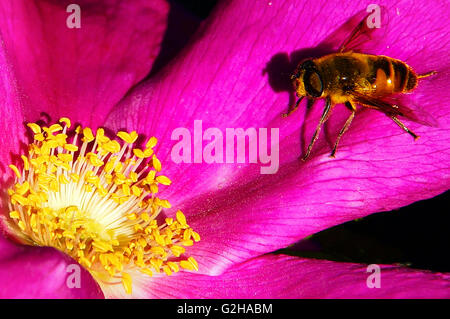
381,94,440,128
352,92,439,128
319,7,389,54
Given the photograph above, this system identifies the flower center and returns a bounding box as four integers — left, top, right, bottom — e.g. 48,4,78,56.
4,118,200,295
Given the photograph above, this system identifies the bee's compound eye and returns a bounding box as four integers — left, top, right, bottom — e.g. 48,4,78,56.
309,71,323,93
304,70,323,98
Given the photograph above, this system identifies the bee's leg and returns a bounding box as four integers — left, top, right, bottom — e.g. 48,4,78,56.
390,116,420,140
282,96,304,117
353,95,421,141
306,98,315,109
417,71,437,79
302,96,332,161
330,101,356,158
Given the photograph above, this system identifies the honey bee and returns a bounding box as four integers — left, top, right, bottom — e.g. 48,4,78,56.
284,11,437,160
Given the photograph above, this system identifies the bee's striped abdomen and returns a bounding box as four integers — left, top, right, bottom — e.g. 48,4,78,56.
391,59,417,92
368,55,418,95
372,57,391,80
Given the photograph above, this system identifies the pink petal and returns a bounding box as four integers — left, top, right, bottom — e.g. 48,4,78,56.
0,236,18,261
0,246,103,298
0,0,169,128
106,0,449,275
0,38,26,178
138,254,450,298
0,37,28,259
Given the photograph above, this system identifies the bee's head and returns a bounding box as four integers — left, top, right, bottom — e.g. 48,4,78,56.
291,59,323,98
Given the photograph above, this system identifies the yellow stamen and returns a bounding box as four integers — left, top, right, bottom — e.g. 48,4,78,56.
9,211,20,219
139,268,153,277
82,128,95,142
27,123,41,134
152,155,162,172
156,175,171,185
146,137,158,149
4,118,200,296
117,131,138,144
176,210,187,226
8,165,21,179
122,272,132,294
59,117,72,129
21,156,29,171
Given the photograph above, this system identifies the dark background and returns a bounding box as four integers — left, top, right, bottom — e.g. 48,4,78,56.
162,0,449,273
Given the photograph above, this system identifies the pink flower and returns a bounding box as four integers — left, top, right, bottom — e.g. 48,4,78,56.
0,0,448,298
